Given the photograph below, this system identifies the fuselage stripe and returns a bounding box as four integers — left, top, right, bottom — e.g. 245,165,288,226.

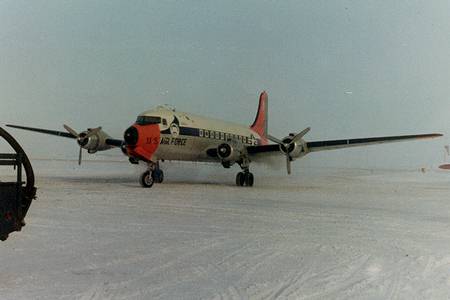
160,126,261,145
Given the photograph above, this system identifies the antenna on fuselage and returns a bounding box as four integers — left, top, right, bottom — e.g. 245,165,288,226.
444,145,450,162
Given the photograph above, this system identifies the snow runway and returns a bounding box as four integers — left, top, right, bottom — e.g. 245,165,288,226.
1,160,450,299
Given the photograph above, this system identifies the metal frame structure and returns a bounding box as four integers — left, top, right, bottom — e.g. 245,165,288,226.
0,127,36,241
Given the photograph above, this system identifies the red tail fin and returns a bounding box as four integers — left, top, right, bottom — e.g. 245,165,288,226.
250,91,268,139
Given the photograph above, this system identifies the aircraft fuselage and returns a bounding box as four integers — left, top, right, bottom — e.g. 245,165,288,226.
125,105,267,163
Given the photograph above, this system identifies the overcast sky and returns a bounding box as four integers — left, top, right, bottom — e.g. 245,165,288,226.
1,0,449,170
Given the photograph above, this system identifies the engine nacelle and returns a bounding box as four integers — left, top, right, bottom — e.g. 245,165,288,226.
280,135,307,160
78,129,113,153
217,143,244,163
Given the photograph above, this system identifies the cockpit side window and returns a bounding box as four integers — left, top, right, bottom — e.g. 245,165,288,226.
136,116,161,125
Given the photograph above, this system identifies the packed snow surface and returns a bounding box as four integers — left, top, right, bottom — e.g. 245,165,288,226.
1,160,450,299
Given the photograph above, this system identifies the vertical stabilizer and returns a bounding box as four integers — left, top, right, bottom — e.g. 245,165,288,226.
250,91,268,139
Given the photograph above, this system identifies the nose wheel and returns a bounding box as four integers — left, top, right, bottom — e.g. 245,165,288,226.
236,171,254,187
139,161,164,188
139,170,154,188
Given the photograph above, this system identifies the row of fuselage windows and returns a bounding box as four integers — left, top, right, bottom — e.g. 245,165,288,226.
198,129,257,145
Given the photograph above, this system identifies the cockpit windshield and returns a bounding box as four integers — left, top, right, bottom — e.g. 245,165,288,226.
136,116,161,125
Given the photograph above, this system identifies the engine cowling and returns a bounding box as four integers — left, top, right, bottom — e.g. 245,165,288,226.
217,143,243,162
78,129,113,153
279,135,307,160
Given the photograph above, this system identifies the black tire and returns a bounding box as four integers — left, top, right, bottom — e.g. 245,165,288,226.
139,171,154,188
236,172,245,186
152,169,164,183
245,172,254,187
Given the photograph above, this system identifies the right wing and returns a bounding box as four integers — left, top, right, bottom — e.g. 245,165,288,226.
6,124,76,139
5,124,124,148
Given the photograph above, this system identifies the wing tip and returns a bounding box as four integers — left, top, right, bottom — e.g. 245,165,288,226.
419,133,443,139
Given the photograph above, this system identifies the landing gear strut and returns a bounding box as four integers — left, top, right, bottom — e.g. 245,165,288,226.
139,161,164,188
153,168,164,184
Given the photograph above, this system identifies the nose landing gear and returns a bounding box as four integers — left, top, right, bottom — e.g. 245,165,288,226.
139,170,155,188
139,161,164,188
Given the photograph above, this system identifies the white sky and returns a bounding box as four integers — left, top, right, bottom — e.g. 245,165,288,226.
1,1,449,169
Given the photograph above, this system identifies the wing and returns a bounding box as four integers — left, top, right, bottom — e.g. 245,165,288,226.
6,124,76,139
247,133,442,155
5,124,124,148
305,133,442,152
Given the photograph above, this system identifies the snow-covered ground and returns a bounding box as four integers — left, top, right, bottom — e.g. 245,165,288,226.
1,160,450,299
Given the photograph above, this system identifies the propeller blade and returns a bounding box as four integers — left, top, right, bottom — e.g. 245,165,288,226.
267,134,284,145
63,124,79,137
291,127,311,143
78,147,82,165
286,154,291,175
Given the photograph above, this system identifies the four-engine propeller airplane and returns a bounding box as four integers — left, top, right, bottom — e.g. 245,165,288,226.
6,91,442,188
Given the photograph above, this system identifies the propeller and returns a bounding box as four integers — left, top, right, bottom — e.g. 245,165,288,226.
267,127,311,175
63,124,102,165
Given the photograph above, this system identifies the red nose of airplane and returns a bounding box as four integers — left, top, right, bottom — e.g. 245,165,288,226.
124,124,160,161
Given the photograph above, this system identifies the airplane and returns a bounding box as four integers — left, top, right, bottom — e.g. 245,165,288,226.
6,91,442,188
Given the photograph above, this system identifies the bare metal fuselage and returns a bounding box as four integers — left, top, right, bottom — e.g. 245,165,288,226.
138,106,264,162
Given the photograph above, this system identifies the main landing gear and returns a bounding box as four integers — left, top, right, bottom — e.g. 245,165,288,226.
139,161,164,188
235,171,254,187
235,158,254,187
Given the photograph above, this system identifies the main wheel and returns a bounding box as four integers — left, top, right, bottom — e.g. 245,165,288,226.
236,172,245,186
139,170,154,188
244,172,254,187
152,169,164,183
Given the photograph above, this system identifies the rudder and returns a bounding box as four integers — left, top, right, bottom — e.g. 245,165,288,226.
250,91,268,138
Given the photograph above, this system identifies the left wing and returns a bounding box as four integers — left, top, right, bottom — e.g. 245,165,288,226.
305,133,442,152
247,133,442,155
